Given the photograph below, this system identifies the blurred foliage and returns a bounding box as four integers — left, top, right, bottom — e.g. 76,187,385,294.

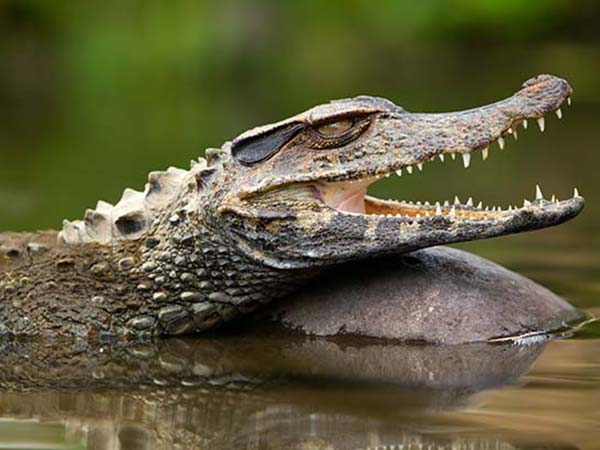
0,0,599,235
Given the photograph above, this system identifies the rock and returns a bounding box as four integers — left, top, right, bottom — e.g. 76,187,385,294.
267,246,583,344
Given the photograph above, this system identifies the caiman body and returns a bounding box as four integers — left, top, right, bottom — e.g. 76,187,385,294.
0,74,583,338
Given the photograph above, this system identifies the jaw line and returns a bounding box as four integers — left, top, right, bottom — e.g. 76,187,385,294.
314,167,584,226
313,145,584,228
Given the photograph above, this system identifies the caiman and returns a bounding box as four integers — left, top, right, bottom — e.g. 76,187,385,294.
0,74,584,337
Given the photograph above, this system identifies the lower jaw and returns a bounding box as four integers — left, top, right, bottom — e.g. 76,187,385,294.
316,180,509,221
363,196,508,220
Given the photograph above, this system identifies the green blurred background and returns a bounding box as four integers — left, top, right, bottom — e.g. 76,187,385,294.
0,0,598,247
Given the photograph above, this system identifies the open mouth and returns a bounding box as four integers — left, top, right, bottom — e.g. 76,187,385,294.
316,99,582,222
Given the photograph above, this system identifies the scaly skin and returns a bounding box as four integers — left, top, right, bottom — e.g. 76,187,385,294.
0,74,583,337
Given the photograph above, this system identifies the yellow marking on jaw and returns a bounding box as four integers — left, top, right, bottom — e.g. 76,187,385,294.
365,220,378,239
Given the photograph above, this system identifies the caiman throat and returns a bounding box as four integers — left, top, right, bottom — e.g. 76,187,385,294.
0,74,584,337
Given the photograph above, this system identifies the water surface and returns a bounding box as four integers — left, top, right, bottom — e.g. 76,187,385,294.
0,233,598,450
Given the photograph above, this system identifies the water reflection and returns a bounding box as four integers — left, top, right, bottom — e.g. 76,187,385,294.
0,329,553,450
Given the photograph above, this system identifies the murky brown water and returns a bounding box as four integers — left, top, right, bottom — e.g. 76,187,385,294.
0,232,598,450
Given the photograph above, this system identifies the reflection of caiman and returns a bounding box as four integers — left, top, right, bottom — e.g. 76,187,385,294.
0,334,549,450
0,74,584,341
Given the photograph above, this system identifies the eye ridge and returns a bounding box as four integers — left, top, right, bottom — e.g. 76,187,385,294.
231,122,306,166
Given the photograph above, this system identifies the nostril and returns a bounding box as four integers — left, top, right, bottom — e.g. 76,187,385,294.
522,73,560,88
521,74,572,98
514,74,572,118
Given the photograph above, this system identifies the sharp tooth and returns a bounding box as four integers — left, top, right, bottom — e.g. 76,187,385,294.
449,206,456,217
523,119,528,129
424,201,430,206
574,187,580,197
406,166,413,174
537,117,545,132
476,201,482,209
492,206,497,212
512,128,518,140
567,97,572,106
443,200,450,207
498,136,505,150
485,206,489,211
556,108,562,119
523,199,531,207
508,206,513,211
417,163,423,171
466,197,473,207
435,204,442,215
451,153,456,160
535,184,544,200
438,154,445,162
462,153,471,168
482,147,489,160
551,194,556,202
454,195,461,205
396,169,402,176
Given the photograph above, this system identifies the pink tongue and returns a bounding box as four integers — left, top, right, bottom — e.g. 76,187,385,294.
335,190,366,214
317,182,368,214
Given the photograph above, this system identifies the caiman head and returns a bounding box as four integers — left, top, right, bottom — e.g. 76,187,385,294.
214,74,583,269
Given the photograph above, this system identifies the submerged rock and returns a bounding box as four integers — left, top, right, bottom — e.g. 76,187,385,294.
267,246,583,344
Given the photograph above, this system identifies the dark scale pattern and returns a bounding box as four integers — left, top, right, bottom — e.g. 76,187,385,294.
126,204,303,335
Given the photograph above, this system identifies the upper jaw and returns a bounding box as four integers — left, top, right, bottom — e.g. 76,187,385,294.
317,74,573,183
308,74,582,234
235,74,573,198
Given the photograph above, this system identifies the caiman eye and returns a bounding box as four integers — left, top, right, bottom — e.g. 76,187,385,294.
309,116,371,149
315,119,354,137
